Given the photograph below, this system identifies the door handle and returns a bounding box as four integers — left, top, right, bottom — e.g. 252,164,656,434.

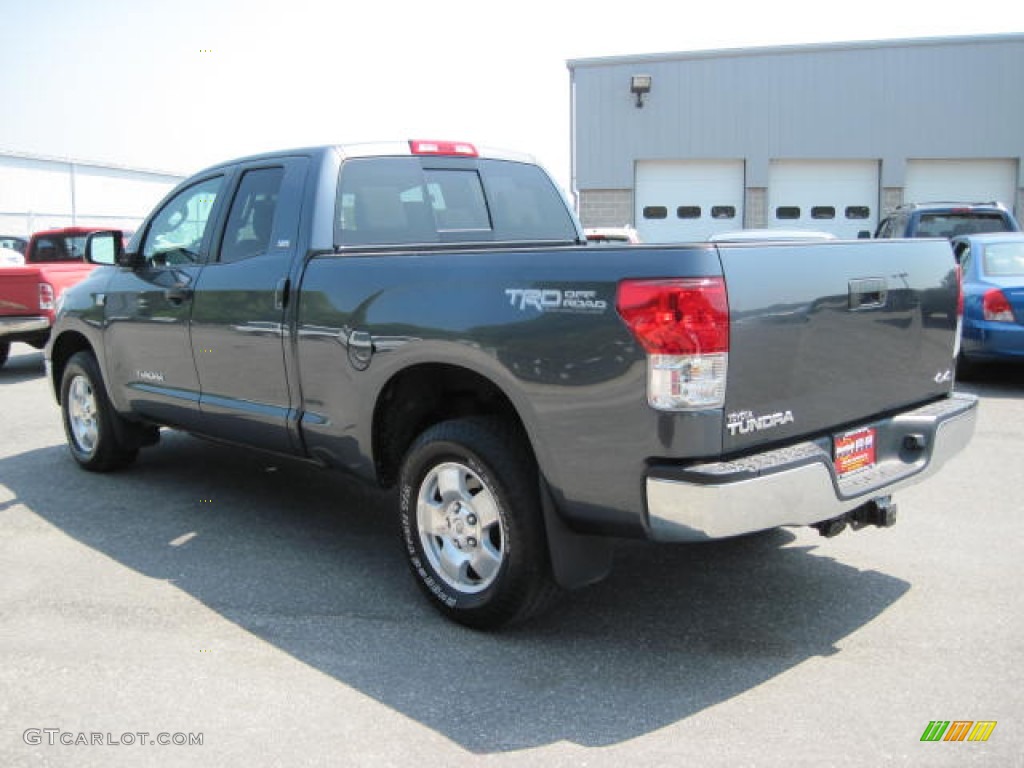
274,277,290,310
165,285,194,304
848,278,887,310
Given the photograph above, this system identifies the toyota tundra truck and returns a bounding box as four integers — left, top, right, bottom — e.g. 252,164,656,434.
46,141,977,628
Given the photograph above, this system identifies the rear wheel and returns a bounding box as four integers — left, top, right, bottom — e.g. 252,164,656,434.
60,351,138,471
0,342,9,369
398,418,558,629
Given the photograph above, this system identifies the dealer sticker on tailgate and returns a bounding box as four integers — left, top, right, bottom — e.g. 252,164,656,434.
834,426,876,476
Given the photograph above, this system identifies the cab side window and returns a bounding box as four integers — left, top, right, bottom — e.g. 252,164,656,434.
142,176,223,266
219,167,285,263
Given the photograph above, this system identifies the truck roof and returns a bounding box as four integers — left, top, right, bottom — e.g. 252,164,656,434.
192,141,538,176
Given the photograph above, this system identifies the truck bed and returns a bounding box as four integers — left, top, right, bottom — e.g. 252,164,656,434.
295,238,963,538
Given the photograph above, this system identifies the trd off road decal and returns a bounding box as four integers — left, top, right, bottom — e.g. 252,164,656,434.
504,288,608,314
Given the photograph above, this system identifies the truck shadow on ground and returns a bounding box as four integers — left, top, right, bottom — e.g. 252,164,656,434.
3,433,909,753
956,361,1024,400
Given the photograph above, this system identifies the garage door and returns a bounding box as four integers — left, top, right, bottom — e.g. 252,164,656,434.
904,159,1018,209
768,160,879,239
635,160,744,243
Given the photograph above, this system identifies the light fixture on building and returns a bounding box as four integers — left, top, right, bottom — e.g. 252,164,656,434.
630,74,652,108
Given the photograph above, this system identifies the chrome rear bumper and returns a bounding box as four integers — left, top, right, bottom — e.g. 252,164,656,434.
645,393,978,541
0,316,49,338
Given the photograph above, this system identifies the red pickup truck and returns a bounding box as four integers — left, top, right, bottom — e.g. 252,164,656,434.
0,227,109,368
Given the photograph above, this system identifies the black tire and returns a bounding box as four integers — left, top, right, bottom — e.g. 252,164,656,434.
0,341,9,368
60,351,138,471
398,417,559,629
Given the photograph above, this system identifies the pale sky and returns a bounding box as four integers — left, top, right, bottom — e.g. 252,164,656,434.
1,0,1019,191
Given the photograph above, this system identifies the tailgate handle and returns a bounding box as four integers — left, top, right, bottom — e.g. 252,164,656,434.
849,277,888,310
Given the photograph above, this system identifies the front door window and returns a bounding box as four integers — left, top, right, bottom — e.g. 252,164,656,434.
142,177,223,265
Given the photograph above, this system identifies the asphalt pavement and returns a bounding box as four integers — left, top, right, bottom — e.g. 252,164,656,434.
1,342,1021,767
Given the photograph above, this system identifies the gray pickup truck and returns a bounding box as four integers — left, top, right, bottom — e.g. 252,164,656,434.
47,140,977,628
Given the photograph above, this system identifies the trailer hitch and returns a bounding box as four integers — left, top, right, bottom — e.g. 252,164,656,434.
814,497,898,538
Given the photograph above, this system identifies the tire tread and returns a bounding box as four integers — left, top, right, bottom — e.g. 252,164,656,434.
61,351,138,472
400,416,560,629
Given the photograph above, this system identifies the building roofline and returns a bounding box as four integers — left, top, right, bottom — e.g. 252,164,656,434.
566,32,1024,70
0,148,186,180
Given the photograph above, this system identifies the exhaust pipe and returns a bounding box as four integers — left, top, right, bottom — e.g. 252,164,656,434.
814,497,898,538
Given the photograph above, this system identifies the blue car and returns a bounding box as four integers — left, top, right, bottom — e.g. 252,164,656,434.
952,232,1024,373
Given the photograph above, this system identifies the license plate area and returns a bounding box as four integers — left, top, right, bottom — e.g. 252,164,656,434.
834,426,877,477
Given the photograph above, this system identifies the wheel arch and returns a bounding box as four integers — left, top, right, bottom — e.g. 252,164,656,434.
371,362,534,489
49,330,96,404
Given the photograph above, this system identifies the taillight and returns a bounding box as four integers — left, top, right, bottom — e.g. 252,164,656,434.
982,288,1015,323
39,282,55,310
616,277,729,410
409,140,478,157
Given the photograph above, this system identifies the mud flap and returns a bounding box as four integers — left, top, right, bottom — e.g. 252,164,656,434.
539,477,614,590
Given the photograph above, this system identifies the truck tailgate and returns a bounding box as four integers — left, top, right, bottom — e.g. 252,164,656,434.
718,239,959,454
0,267,41,316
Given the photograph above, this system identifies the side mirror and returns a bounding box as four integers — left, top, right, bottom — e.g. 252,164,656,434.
85,230,137,267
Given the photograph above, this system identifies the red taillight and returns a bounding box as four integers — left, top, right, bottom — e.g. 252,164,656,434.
616,278,729,410
982,288,1015,322
39,282,55,310
409,140,478,157
616,277,729,354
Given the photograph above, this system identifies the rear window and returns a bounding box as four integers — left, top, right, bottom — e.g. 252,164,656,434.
0,237,27,254
336,157,576,246
28,235,88,263
915,212,1011,238
982,242,1024,276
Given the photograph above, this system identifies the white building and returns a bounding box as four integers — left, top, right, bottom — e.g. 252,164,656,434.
0,150,184,237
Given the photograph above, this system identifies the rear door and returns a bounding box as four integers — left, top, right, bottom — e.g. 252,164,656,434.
188,157,309,452
718,239,959,454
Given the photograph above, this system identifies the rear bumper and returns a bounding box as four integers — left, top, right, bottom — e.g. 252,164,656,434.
962,320,1024,360
0,315,50,342
645,393,978,542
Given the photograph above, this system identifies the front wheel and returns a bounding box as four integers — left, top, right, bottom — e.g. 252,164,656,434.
60,351,138,471
0,341,9,369
398,418,558,629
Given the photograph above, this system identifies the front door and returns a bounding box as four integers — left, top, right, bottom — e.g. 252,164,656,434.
188,158,309,453
102,175,225,429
